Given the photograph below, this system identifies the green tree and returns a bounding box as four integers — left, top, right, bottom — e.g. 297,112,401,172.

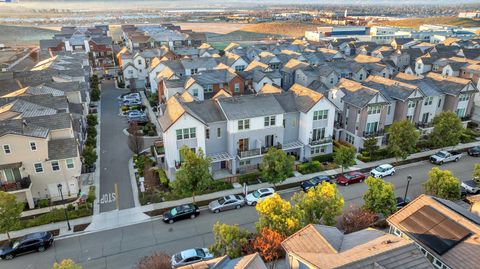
209,222,249,259
52,259,82,269
90,88,101,101
423,167,461,200
334,146,356,173
171,146,212,203
260,147,294,188
387,119,419,161
255,193,302,236
363,136,379,158
0,192,24,241
429,111,464,149
293,181,344,226
363,177,397,217
82,145,97,168
474,164,480,185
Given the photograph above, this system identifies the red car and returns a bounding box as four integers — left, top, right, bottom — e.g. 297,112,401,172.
336,171,366,186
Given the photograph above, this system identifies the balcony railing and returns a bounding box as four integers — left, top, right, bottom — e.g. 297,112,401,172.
0,176,31,192
415,122,434,129
261,143,283,154
363,129,385,137
237,148,262,159
334,122,345,129
461,115,472,122
309,136,333,146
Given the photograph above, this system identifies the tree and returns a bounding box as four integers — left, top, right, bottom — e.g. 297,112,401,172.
363,136,379,158
136,252,171,269
429,111,464,149
210,222,249,259
252,228,286,269
339,205,378,234
82,145,97,168
363,177,397,217
255,193,302,236
171,146,212,203
387,119,419,161
90,88,100,102
474,164,480,186
423,167,461,200
52,259,82,269
128,123,144,155
334,146,356,173
260,147,294,188
293,181,344,226
0,192,24,241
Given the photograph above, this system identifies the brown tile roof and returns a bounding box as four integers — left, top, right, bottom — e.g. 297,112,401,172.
258,84,282,95
387,194,480,269
212,89,232,99
354,54,382,63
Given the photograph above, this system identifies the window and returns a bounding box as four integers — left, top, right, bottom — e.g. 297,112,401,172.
424,96,433,106
217,128,221,138
192,89,198,97
310,146,326,155
34,163,43,173
30,142,37,151
406,115,413,122
239,160,251,166
264,116,276,127
176,128,196,140
234,83,240,93
456,108,466,118
422,113,429,123
138,69,142,73
459,94,470,102
312,128,326,141
387,105,391,115
205,85,213,93
313,110,328,120
345,133,355,145
137,59,142,65
359,73,363,80
3,145,11,154
407,100,416,108
66,159,75,169
206,128,210,139
51,161,60,171
438,98,442,108
365,122,378,134
235,65,245,72
367,105,381,115
238,119,250,130
190,68,198,74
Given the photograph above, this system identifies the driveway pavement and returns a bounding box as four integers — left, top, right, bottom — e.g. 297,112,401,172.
99,81,135,212
3,156,479,269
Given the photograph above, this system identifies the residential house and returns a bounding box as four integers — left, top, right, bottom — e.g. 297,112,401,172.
178,253,267,269
183,68,245,100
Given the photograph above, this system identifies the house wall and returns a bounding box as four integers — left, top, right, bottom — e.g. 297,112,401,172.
254,77,274,93
283,112,300,142
187,82,205,100
205,122,228,155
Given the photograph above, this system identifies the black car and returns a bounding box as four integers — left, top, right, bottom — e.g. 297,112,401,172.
468,146,480,157
395,197,411,210
300,175,331,192
163,203,200,224
0,232,53,260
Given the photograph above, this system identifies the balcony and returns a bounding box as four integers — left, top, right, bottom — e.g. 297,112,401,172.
237,148,262,159
261,143,283,154
309,136,333,146
334,122,345,129
363,129,385,137
415,122,434,129
461,115,472,122
0,176,31,192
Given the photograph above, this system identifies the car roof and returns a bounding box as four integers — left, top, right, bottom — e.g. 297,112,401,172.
379,164,392,168
259,188,273,193
225,195,235,200
180,249,198,259
23,232,46,240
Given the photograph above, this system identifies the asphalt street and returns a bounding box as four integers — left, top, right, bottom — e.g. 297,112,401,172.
98,81,135,212
3,155,479,269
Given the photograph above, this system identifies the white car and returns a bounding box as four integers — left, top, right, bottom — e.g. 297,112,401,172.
370,164,395,178
171,248,213,268
245,188,275,206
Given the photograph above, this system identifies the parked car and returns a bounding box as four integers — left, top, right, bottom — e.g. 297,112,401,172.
461,180,480,194
171,248,213,268
0,232,54,260
370,164,395,178
208,194,245,213
429,150,462,165
336,171,366,186
468,146,480,157
122,99,142,107
163,204,200,224
245,188,275,206
122,92,141,101
396,197,411,210
127,110,145,118
300,175,332,192
127,116,149,124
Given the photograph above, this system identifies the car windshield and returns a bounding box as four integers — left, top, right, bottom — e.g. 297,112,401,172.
436,152,447,158
195,248,206,257
375,166,386,172
11,241,20,249
252,190,261,198
174,253,183,263
344,173,355,179
217,197,226,204
170,207,179,216
308,179,317,184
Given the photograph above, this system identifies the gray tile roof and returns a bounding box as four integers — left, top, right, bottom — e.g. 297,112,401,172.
183,100,226,123
362,76,419,102
48,138,78,160
337,79,382,108
187,69,237,88
0,119,49,138
217,94,285,120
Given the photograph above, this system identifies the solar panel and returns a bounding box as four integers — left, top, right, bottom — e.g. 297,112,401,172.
400,205,472,255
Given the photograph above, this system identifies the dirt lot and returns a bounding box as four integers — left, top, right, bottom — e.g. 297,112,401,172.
177,22,247,34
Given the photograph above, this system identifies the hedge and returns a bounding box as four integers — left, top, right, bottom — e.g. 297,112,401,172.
298,161,322,174
21,207,92,229
238,172,262,185
311,153,334,163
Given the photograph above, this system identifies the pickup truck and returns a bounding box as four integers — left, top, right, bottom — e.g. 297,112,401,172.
429,150,462,165
461,180,480,194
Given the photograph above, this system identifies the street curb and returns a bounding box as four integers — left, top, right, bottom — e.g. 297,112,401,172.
129,157,142,208
93,99,102,215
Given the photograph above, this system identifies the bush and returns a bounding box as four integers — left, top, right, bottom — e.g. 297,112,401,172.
120,105,129,112
66,204,75,211
238,171,261,185
87,186,96,204
86,114,98,126
91,88,100,101
357,154,371,162
311,153,334,163
298,161,322,174
157,169,169,187
21,207,92,229
37,199,49,208
87,125,97,137
85,136,96,147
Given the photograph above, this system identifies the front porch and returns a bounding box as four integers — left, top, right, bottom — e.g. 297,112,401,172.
0,163,35,209
208,152,236,180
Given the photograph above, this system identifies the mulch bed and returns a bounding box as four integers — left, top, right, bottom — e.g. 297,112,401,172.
73,223,90,232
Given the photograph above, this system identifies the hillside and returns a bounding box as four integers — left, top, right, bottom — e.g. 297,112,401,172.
0,25,57,46
376,17,480,29
239,22,318,38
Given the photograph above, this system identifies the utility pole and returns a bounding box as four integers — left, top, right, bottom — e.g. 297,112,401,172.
114,183,119,210
404,175,412,202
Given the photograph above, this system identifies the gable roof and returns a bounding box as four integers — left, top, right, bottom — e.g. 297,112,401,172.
258,84,282,95
363,75,421,102
336,78,386,108
48,138,78,160
290,83,324,113
217,94,285,120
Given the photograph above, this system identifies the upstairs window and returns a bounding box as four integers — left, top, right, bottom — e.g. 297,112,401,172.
264,116,276,127
66,159,75,169
238,119,250,131
424,96,433,106
176,128,196,140
313,110,328,120
3,145,11,155
51,161,60,171
30,142,37,151
367,105,381,115
205,85,213,93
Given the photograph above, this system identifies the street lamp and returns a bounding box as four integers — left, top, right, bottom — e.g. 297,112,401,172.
404,175,412,202
57,183,71,231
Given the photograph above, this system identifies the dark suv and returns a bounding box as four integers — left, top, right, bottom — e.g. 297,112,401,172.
0,232,54,260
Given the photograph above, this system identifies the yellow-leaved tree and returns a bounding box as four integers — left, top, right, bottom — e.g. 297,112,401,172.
255,193,302,236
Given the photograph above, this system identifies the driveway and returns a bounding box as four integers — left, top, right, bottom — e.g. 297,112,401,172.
98,81,135,212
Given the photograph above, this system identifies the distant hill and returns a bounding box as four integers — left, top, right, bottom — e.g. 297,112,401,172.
375,17,480,29
0,25,57,46
239,22,318,38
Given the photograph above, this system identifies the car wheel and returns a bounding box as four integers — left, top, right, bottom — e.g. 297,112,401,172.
4,254,13,260
252,202,257,206
345,182,349,186
236,205,241,209
439,161,443,165
38,246,45,252
168,219,174,224
359,179,363,183
214,209,219,214
455,158,459,162
391,171,395,176
190,214,196,219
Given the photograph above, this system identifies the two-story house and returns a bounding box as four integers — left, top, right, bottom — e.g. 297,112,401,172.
183,69,245,100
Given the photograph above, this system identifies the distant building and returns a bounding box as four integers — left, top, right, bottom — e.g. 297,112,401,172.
458,11,480,19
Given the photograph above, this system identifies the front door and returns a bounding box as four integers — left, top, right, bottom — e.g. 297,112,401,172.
265,135,274,148
220,161,226,169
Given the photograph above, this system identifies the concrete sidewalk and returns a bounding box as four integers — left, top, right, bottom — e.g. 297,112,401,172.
3,140,478,241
